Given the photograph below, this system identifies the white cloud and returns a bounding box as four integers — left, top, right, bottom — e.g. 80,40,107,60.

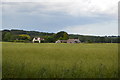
0,3,2,29
2,0,119,17
1,0,119,36
62,20,118,36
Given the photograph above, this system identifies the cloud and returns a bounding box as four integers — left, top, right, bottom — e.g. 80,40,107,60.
1,0,118,36
2,0,119,18
0,3,2,29
62,20,118,36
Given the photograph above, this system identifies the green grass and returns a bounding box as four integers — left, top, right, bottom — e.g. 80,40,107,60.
0,43,2,79
2,42,118,78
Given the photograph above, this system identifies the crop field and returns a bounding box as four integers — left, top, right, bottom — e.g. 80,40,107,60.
0,43,2,79
2,42,118,78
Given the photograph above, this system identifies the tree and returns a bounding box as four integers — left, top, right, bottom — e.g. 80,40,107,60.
58,37,64,40
54,31,69,40
44,36,55,43
3,32,11,41
18,34,31,40
63,33,69,40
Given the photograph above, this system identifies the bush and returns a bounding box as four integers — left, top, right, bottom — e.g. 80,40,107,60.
14,40,32,43
14,40,25,42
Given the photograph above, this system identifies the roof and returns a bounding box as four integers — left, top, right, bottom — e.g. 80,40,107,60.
56,39,80,43
58,40,67,43
67,39,81,43
67,39,80,41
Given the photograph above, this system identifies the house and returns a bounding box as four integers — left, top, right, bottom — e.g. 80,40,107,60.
32,37,44,43
55,39,81,43
67,39,81,43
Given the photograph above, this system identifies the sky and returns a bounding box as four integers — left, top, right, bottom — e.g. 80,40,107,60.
0,0,119,36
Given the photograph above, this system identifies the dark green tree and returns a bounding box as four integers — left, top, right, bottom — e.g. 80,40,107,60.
44,36,55,43
54,31,69,40
3,32,11,41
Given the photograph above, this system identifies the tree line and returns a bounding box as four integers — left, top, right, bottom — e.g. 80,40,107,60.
0,29,119,43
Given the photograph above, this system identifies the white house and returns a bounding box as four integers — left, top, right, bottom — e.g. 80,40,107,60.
32,37,44,43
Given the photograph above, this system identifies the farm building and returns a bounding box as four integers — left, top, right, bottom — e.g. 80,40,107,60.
32,37,44,43
56,39,81,43
67,39,81,43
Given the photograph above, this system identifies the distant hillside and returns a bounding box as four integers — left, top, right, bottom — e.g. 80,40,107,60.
0,29,119,43
2,29,54,37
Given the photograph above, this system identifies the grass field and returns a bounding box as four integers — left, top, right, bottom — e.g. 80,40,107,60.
0,43,2,79
2,42,118,78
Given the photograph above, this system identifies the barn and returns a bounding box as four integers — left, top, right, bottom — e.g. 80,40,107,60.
55,39,81,43
67,39,81,43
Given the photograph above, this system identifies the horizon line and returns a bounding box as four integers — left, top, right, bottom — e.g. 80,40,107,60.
0,28,119,37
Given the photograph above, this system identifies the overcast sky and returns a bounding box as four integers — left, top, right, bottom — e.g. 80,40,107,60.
1,0,119,36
